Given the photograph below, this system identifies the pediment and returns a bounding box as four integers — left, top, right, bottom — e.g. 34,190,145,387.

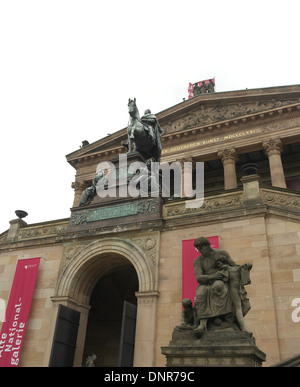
159,93,300,136
67,85,300,167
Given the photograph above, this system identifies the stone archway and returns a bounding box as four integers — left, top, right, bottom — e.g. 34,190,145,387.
51,237,159,367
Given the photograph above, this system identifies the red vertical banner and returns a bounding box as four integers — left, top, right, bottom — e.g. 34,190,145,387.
0,257,41,367
182,236,219,304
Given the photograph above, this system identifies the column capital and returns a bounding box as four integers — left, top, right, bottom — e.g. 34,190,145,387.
175,157,195,168
218,148,239,164
71,181,88,192
263,138,283,156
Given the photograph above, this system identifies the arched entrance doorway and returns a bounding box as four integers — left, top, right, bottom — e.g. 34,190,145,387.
50,237,159,367
82,263,139,367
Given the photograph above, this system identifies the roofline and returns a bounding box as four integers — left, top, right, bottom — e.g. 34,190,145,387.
156,83,300,119
65,83,300,162
65,126,127,159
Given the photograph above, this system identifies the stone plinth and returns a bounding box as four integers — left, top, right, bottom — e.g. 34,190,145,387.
68,151,163,232
241,174,263,206
161,329,266,367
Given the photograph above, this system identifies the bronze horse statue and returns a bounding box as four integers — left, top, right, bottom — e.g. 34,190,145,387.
126,98,162,162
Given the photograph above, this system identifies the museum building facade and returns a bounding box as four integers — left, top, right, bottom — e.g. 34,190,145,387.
1,85,300,366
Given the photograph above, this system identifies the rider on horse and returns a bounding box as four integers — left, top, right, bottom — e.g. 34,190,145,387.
127,99,163,162
141,109,162,145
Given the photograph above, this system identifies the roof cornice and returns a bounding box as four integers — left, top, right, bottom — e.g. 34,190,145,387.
66,85,300,168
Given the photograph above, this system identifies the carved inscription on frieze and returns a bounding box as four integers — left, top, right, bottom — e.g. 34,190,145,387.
162,129,257,155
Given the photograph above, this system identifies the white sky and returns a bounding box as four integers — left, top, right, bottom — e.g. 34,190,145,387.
0,0,299,233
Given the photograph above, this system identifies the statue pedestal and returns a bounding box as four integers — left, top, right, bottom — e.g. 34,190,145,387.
161,329,266,367
68,151,163,232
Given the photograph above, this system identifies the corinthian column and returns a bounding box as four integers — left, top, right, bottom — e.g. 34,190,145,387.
178,157,194,197
218,148,239,190
263,138,286,189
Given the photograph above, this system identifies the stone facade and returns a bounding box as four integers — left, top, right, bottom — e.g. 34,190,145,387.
157,192,300,366
1,85,300,367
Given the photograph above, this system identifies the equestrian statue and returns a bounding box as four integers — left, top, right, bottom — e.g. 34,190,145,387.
126,98,163,162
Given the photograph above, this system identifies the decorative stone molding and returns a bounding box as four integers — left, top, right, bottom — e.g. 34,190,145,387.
262,188,300,210
55,236,158,305
59,232,160,293
50,295,91,313
135,291,160,304
60,241,88,275
163,191,243,219
131,234,159,267
18,221,68,240
163,187,300,220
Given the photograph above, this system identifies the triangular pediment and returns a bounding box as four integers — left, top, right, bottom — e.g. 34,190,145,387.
66,85,300,167
157,85,300,136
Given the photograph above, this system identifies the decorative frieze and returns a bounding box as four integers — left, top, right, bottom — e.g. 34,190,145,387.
18,222,68,240
162,99,300,135
163,191,243,219
262,189,300,210
163,187,300,220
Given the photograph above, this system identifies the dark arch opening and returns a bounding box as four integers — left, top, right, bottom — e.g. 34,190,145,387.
82,263,139,367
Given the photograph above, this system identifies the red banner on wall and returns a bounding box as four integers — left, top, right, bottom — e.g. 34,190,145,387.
182,236,219,304
0,257,40,367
